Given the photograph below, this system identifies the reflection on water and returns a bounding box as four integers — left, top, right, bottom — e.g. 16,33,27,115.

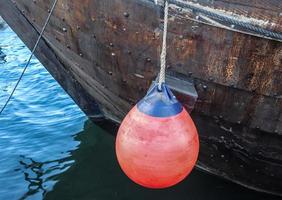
42,121,280,200
18,155,74,199
0,23,86,199
0,20,280,200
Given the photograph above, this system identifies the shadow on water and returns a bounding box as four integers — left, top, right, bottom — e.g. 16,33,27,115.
18,156,48,199
44,120,280,200
0,17,7,30
0,47,6,63
17,155,74,200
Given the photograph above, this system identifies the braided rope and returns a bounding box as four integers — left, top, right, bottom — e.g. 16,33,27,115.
158,0,169,90
169,0,282,41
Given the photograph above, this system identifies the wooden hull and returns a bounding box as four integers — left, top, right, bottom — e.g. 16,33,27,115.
0,0,281,196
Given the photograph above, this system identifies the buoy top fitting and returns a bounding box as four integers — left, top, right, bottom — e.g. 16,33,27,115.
137,82,183,117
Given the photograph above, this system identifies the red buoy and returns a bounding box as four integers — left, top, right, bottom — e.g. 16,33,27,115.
116,83,199,189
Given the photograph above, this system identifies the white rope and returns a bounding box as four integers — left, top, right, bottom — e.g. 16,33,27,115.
158,0,169,90
0,0,58,115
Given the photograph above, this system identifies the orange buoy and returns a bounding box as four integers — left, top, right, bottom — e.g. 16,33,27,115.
116,83,199,189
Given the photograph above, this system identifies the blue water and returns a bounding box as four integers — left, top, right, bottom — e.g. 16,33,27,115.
0,24,86,199
0,23,281,200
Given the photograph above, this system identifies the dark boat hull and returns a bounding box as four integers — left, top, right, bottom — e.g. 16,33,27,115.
0,0,281,196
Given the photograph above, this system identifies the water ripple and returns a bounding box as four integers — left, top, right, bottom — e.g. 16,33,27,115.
0,23,86,199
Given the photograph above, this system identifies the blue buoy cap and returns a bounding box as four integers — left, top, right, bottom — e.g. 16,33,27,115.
137,82,183,117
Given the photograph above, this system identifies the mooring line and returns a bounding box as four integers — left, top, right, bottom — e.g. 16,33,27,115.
158,0,169,90
169,0,282,41
0,0,58,115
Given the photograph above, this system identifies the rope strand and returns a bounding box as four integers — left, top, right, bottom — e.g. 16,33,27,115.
0,0,58,115
158,0,169,90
